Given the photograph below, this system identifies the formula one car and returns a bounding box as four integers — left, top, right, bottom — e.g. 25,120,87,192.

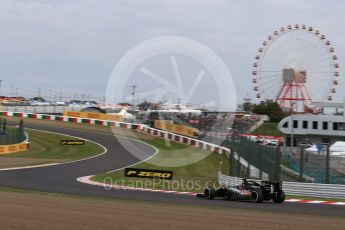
197,179,285,203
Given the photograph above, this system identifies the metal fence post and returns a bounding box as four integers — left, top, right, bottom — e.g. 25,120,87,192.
325,144,330,184
237,155,241,177
229,143,235,176
246,161,250,178
299,145,305,182
272,145,281,181
259,147,263,179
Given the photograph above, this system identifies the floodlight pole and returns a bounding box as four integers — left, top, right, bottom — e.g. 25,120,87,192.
288,102,296,154
229,132,235,177
129,85,137,107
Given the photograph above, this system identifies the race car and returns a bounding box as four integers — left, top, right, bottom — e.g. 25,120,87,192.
197,179,285,203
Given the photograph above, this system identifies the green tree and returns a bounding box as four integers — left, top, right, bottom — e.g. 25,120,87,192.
242,101,253,112
252,100,287,122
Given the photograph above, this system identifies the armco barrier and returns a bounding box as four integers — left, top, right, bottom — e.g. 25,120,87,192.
0,111,136,129
0,111,229,155
136,125,230,155
218,172,345,199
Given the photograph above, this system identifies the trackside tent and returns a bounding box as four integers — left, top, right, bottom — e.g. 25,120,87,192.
330,141,345,156
306,142,345,156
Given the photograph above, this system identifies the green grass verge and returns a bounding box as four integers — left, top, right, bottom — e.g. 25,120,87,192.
0,129,104,162
92,138,229,193
251,122,281,136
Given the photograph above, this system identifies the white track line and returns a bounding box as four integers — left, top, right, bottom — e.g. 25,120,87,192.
77,175,197,196
306,200,327,204
285,199,301,202
332,202,345,205
0,163,61,171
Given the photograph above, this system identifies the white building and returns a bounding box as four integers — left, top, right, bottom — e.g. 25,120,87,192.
278,101,345,146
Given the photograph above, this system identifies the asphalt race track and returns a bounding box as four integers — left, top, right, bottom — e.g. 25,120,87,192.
0,123,344,217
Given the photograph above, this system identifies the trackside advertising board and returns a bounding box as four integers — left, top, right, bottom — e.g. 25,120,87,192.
63,111,123,122
124,168,173,180
0,142,28,154
154,120,199,138
60,140,85,145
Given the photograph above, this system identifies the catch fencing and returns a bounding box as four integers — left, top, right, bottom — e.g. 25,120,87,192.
221,135,280,180
0,119,26,145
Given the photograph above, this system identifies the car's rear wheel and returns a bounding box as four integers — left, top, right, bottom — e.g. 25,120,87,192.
273,191,285,203
250,188,264,203
204,188,216,199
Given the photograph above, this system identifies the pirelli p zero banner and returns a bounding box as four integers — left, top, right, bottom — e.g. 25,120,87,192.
124,168,173,180
60,140,85,145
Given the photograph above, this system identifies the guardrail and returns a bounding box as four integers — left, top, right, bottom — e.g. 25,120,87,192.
1,105,84,114
137,125,230,155
0,111,233,155
218,172,345,199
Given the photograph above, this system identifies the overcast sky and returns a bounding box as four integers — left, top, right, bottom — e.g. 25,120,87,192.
0,0,344,106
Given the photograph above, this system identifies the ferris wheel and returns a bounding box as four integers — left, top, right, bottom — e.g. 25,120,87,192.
252,24,340,113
